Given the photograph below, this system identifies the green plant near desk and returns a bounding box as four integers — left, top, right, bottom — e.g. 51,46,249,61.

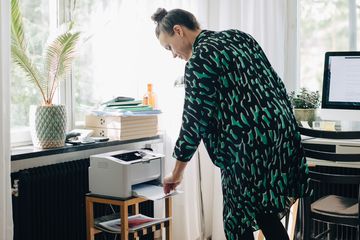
289,88,320,109
289,88,320,125
11,0,80,148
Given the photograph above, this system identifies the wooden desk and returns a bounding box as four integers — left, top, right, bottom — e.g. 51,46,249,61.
302,136,360,168
86,194,172,240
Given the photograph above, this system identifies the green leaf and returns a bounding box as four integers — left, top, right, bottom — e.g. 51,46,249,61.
11,0,26,52
11,45,46,101
10,0,81,105
45,31,80,102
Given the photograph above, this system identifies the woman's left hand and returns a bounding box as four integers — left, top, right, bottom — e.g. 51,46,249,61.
163,172,182,194
163,160,187,194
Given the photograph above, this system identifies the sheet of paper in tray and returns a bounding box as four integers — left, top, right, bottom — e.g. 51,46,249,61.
132,183,182,201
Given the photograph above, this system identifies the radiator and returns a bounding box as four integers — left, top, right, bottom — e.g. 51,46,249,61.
11,159,153,240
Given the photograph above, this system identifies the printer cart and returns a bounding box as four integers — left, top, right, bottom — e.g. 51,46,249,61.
86,193,172,240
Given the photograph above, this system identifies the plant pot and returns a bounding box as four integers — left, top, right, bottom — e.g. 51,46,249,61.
293,108,317,126
29,105,67,149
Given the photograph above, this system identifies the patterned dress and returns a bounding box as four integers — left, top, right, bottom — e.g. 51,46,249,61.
172,30,310,239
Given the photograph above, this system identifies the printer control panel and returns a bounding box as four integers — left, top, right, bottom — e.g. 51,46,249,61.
111,150,158,163
112,151,144,162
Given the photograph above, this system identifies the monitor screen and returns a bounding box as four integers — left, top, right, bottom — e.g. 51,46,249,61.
322,51,360,109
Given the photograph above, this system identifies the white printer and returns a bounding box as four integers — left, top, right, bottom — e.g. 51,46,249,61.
89,149,164,198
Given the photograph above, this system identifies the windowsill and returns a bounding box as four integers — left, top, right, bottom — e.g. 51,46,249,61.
11,135,161,161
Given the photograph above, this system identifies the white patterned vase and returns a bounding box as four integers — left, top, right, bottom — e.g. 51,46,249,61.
29,105,67,149
294,108,316,127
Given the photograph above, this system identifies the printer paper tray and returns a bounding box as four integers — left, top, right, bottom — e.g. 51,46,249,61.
132,183,182,201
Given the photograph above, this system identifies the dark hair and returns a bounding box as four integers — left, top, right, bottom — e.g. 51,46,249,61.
151,8,200,37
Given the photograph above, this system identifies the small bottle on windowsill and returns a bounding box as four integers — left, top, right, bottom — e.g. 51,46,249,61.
143,83,157,109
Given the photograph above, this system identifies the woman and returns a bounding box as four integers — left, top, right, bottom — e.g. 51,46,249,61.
151,8,310,240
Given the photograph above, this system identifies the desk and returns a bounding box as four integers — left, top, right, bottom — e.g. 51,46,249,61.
302,135,360,168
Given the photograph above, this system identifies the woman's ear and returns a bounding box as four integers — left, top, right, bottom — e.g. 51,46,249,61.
173,25,184,37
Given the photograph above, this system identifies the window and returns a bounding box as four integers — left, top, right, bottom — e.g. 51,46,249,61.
10,0,200,145
71,1,188,127
10,0,58,145
71,0,118,126
300,0,360,91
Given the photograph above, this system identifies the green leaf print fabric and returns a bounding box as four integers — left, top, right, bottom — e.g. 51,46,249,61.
172,30,310,238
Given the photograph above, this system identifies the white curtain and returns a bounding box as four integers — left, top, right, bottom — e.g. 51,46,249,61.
0,1,295,239
68,0,296,239
0,0,14,239
153,2,209,240
71,0,206,239
152,1,296,239
198,1,297,239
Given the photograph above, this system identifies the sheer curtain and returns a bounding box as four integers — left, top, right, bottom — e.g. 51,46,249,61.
0,0,14,239
199,1,298,239
145,1,296,239
0,1,296,240
72,1,295,239
77,1,208,239
151,2,209,240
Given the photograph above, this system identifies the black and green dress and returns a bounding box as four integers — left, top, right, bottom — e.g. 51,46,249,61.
172,29,310,239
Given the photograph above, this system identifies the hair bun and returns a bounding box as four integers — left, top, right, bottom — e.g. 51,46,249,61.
151,8,167,23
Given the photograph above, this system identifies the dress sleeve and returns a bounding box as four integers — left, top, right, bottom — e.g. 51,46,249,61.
173,46,220,162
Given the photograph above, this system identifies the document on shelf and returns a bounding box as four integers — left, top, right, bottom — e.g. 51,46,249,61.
96,214,171,233
132,183,182,201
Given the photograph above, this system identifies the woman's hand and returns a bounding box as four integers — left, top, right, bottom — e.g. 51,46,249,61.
163,160,187,194
163,173,182,194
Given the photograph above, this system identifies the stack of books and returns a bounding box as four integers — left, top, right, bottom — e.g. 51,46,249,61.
85,114,158,140
85,96,160,140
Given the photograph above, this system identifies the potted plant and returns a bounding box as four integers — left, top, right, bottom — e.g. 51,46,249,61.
11,0,80,148
289,88,321,126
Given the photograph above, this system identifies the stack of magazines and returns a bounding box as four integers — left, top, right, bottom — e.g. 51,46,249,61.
94,213,171,234
100,96,161,116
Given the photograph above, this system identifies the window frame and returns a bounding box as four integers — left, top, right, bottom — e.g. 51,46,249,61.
59,0,76,131
10,0,67,147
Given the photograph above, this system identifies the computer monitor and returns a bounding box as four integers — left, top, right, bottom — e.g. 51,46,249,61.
322,51,360,109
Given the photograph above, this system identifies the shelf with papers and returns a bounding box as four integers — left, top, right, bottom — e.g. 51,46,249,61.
86,193,173,240
94,213,171,238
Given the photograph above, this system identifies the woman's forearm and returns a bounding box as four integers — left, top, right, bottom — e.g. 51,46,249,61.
172,160,188,181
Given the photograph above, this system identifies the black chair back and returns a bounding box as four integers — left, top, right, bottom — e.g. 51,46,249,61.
300,127,360,239
309,171,360,185
299,127,360,139
305,148,360,162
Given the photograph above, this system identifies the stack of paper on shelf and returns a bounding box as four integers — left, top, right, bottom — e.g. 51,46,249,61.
94,213,171,234
85,114,158,140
